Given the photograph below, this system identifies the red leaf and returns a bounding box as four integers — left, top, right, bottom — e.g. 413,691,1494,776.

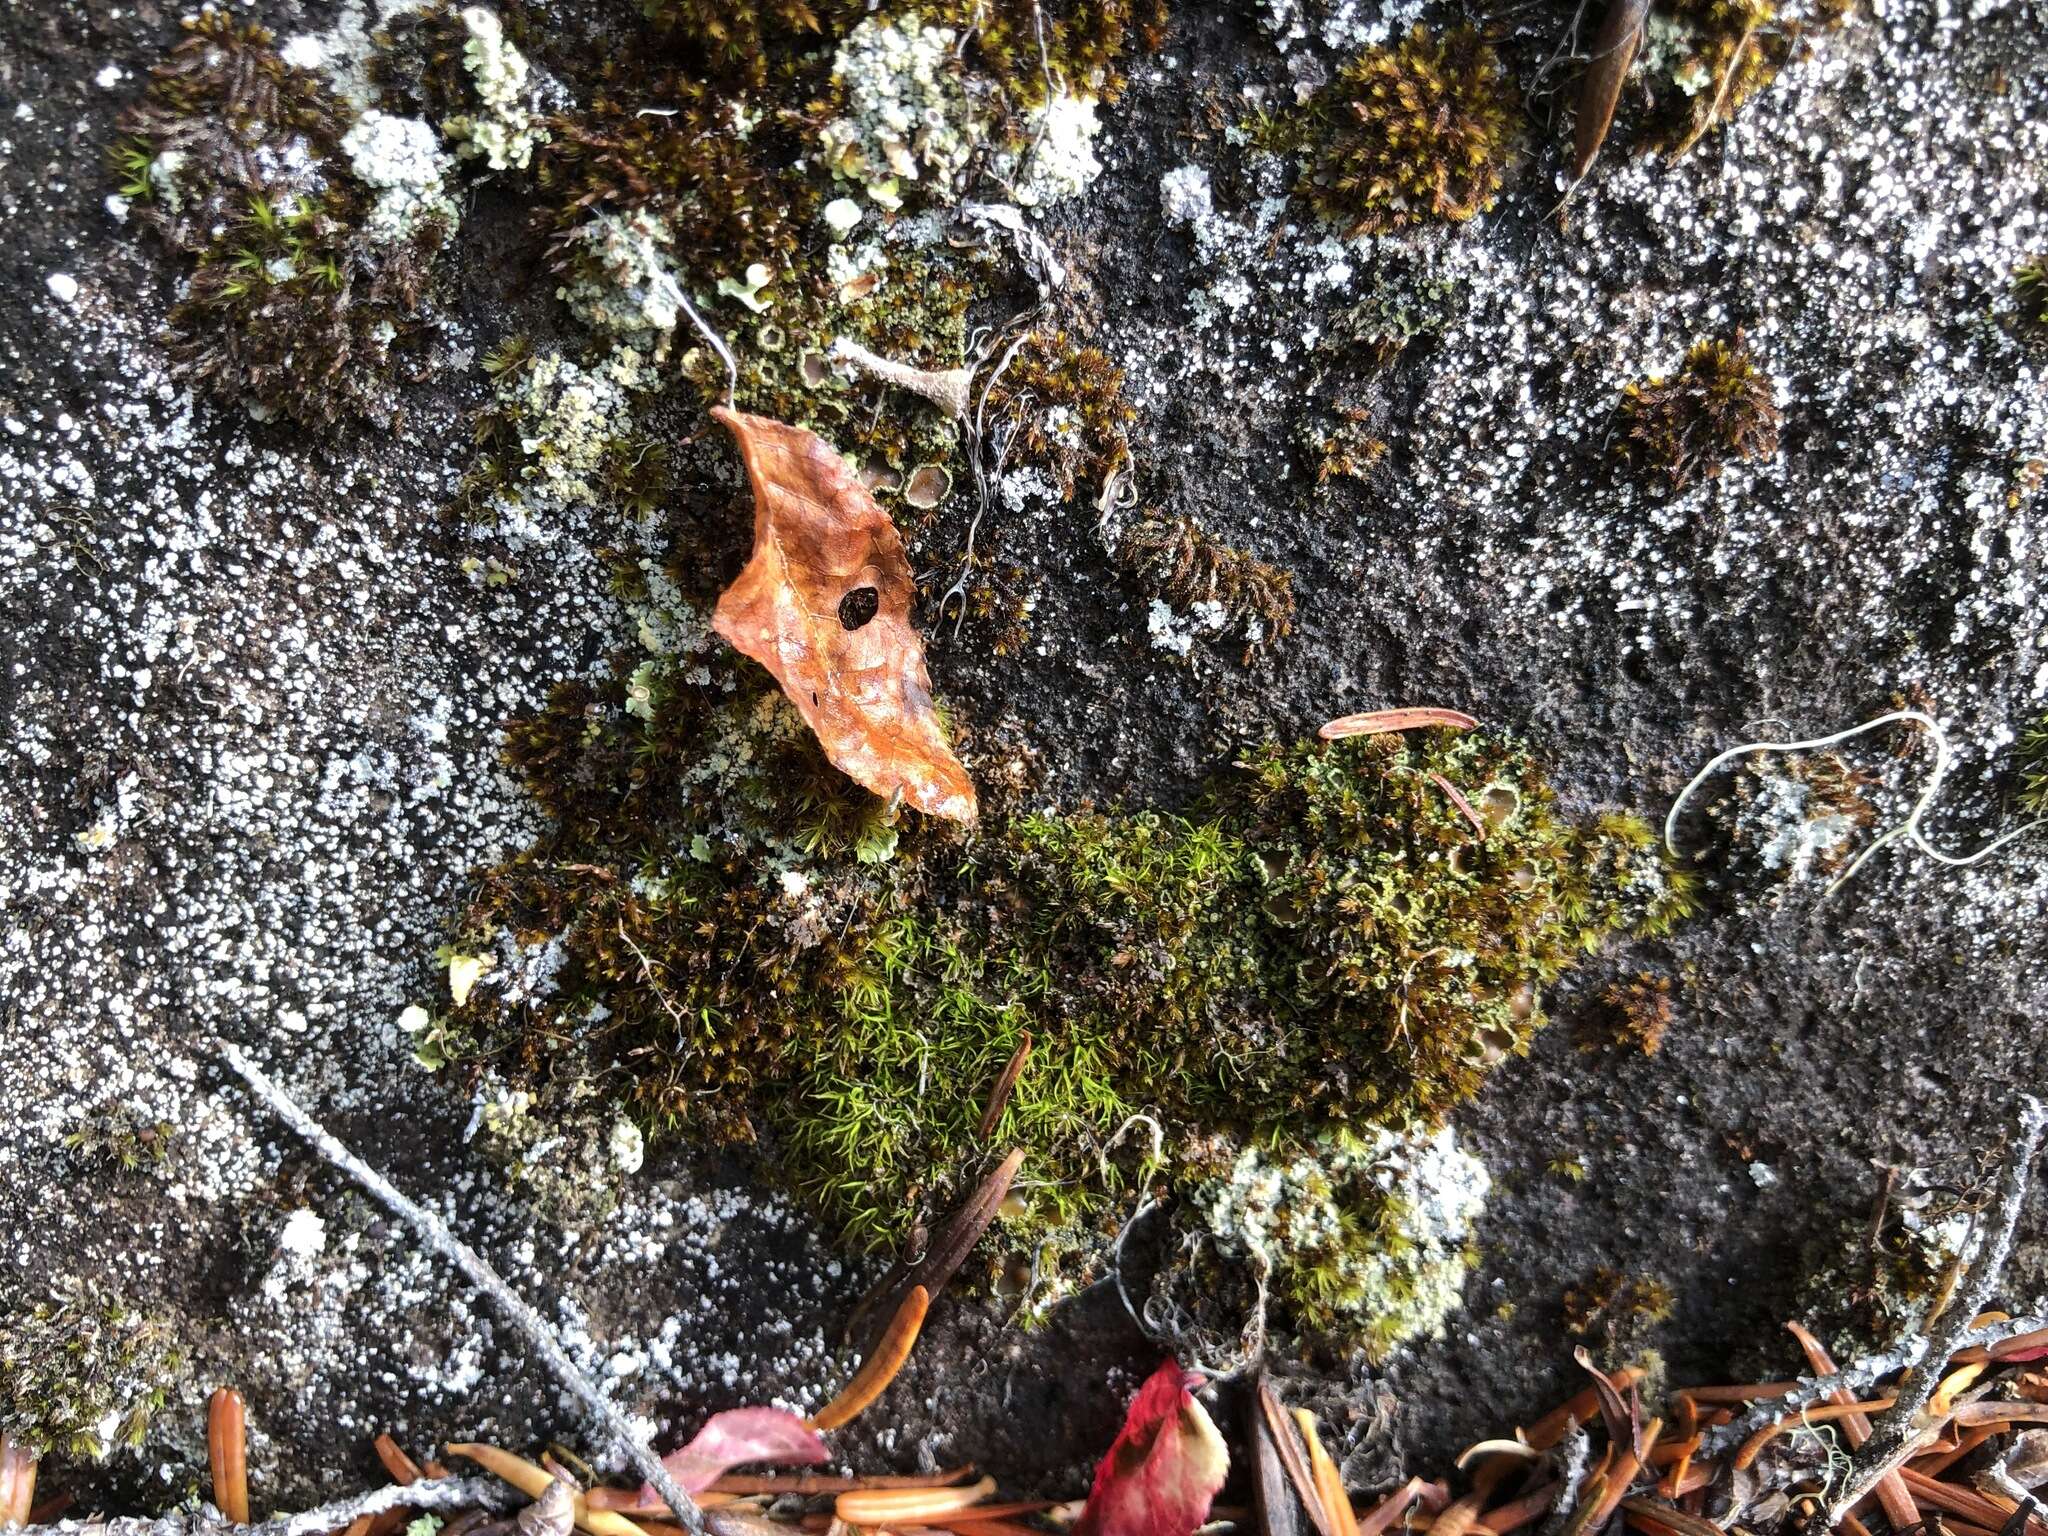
640,1408,828,1499
1074,1362,1229,1536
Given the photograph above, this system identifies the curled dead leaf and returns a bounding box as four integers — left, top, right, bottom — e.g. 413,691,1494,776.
711,407,977,822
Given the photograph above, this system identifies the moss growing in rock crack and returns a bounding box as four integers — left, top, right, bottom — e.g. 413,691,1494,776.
436,600,1694,1342
2014,715,2048,819
1120,512,1296,659
64,1104,178,1172
115,12,453,428
1617,333,1782,493
1285,26,1517,235
1582,973,1674,1055
0,1289,181,1460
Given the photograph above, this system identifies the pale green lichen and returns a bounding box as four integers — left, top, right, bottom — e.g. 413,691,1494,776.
468,1073,638,1224
1196,1125,1489,1356
341,110,460,244
818,15,977,208
467,346,660,529
557,209,684,338
444,7,546,171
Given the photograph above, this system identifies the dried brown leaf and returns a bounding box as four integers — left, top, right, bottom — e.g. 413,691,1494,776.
711,407,977,822
1572,0,1650,182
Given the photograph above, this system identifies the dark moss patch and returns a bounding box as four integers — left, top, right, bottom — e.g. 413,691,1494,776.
1283,26,1518,236
0,1289,181,1461
2016,258,2048,339
1562,1265,1675,1350
432,618,1692,1343
1616,332,1782,493
1119,511,1296,659
114,13,452,429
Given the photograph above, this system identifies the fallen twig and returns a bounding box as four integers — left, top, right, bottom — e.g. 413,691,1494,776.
216,1042,710,1536
1826,1096,2048,1524
977,1033,1032,1142
46,1477,517,1536
852,1148,1023,1352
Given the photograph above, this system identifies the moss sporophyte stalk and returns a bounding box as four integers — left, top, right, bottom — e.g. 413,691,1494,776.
432,584,1693,1352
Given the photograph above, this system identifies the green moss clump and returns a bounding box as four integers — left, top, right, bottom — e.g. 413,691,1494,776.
2016,259,2048,338
1288,26,1517,236
987,329,1138,502
1562,1265,1676,1349
436,597,1693,1314
537,77,818,289
1647,0,1788,151
916,0,1169,106
0,1289,181,1460
2016,715,2048,819
115,13,451,428
677,246,990,513
1119,512,1296,658
1617,333,1782,493
641,0,863,89
64,1105,178,1172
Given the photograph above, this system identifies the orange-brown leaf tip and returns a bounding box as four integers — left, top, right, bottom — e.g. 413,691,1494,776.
1073,1361,1228,1536
710,408,978,823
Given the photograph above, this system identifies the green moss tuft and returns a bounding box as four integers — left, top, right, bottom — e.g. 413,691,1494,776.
1287,26,1518,235
987,328,1138,502
116,12,452,428
2016,715,2048,819
2016,259,2048,338
437,594,1692,1353
1617,332,1782,493
1119,512,1296,659
1646,0,1788,151
0,1289,181,1461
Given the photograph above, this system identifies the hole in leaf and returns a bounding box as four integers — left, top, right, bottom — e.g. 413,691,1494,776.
839,586,880,631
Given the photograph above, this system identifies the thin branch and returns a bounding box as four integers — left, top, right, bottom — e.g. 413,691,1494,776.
1826,1096,2048,1524
215,1043,709,1536
1699,1309,2048,1459
48,1476,515,1536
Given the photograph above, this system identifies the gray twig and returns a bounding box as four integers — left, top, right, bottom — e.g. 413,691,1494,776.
1825,1095,2048,1524
215,1043,708,1535
48,1475,516,1536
